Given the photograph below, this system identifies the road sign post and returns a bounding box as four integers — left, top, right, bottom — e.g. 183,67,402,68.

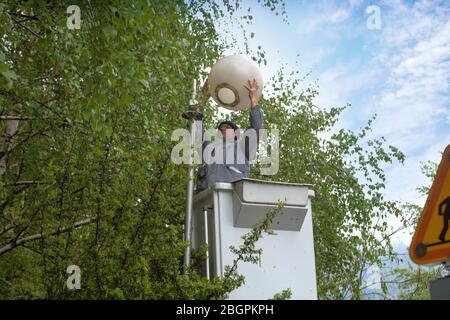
430,275,450,300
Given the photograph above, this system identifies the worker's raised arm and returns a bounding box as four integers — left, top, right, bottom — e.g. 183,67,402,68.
249,104,264,131
244,78,264,130
242,79,264,160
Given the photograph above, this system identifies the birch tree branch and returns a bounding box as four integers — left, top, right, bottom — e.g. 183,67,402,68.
0,215,98,255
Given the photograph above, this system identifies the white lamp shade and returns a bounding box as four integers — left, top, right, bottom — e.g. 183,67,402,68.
207,55,263,111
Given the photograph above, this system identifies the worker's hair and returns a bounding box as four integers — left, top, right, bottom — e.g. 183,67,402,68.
218,120,239,131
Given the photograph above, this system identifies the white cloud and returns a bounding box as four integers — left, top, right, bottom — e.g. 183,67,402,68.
296,0,364,35
370,1,450,151
314,60,381,112
366,1,450,245
330,8,352,23
302,46,336,68
310,1,450,247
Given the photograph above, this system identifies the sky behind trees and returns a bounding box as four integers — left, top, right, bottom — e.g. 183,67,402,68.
218,0,450,248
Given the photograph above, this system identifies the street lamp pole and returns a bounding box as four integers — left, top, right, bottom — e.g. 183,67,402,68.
182,79,203,274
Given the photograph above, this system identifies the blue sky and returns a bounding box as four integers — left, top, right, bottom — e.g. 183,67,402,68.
217,0,450,247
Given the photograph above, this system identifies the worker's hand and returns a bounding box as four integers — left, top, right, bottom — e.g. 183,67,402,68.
244,79,260,108
198,78,210,107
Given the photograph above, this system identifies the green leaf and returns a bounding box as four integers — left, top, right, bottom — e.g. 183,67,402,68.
139,79,149,88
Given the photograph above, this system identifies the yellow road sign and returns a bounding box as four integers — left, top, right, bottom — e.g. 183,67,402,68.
410,145,450,265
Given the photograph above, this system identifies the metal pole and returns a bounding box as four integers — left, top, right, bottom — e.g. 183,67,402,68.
203,206,210,281
183,123,195,272
183,79,202,274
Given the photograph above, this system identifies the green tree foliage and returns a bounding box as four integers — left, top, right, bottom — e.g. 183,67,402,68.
391,264,446,300
1,1,406,299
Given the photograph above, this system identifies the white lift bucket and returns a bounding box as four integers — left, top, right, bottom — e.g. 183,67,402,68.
192,178,317,299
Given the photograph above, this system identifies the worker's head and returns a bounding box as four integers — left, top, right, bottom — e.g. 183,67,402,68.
218,121,238,139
